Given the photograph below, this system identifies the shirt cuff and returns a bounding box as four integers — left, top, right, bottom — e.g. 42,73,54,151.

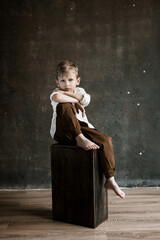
80,94,85,105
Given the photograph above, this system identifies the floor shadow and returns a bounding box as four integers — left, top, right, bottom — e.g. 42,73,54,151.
16,207,53,220
0,193,53,221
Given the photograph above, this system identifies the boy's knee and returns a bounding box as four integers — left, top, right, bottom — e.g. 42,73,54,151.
107,136,112,146
100,136,112,147
56,102,74,115
104,135,112,141
57,102,71,108
104,135,112,142
109,136,112,142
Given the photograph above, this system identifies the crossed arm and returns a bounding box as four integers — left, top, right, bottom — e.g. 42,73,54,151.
52,89,83,103
52,89,85,117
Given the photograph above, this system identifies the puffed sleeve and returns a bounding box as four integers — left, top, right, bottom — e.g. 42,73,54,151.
77,87,91,107
50,90,58,105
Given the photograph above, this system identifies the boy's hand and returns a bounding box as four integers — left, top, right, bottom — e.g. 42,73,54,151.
75,102,85,117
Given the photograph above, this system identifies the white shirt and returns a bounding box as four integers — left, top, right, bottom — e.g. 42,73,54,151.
49,87,94,138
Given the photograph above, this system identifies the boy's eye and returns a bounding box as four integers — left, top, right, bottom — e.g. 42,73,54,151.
69,79,73,81
60,80,65,82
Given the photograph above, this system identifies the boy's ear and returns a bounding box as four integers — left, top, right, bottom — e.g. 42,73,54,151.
55,79,59,86
76,77,81,85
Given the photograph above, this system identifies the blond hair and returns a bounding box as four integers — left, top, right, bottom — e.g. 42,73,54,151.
56,60,79,79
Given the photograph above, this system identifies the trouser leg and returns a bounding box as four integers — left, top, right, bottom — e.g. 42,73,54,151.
81,127,115,178
54,102,115,178
54,103,82,144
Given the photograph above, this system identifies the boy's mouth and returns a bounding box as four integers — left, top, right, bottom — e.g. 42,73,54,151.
65,88,71,91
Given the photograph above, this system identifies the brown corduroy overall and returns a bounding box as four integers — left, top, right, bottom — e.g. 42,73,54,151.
54,103,115,179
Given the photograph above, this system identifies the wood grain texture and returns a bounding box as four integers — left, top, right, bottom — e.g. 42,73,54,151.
51,145,108,228
0,188,159,239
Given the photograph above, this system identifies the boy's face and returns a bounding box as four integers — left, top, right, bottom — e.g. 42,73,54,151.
56,70,80,92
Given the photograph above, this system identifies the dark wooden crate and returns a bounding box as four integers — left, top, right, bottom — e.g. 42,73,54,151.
51,144,108,228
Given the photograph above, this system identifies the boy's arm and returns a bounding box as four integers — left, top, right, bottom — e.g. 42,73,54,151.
52,88,90,106
77,88,91,107
63,91,83,102
52,88,83,102
52,92,79,103
63,88,91,107
51,89,86,116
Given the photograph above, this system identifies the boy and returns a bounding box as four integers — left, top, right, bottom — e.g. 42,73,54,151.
50,60,125,198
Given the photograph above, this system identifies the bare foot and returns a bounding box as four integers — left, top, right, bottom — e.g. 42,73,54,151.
76,133,100,150
104,176,125,198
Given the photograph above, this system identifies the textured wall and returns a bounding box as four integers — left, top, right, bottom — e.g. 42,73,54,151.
0,0,160,188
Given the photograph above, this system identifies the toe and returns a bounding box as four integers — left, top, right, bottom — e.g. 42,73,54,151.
121,191,125,198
